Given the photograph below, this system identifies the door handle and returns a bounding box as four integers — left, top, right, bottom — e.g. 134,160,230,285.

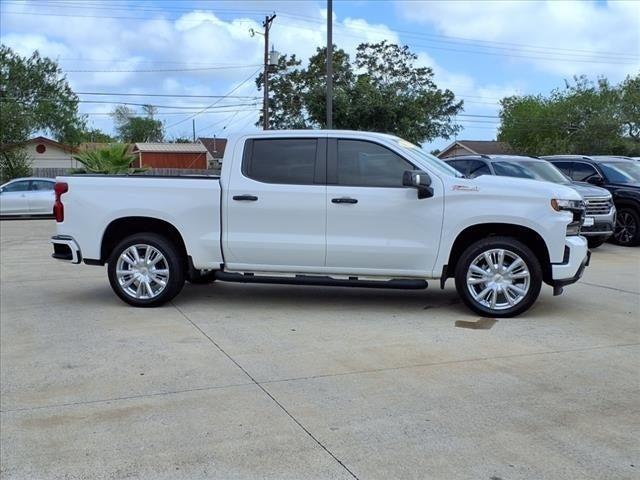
331,197,358,204
233,194,258,201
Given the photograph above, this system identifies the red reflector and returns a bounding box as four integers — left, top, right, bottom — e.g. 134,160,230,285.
54,182,68,222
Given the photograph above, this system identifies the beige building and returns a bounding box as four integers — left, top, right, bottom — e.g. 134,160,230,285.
22,136,79,168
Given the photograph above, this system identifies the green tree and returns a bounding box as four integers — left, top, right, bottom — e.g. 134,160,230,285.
498,75,640,156
257,41,462,144
112,105,164,143
72,144,143,174
0,45,85,147
75,128,116,143
0,149,32,183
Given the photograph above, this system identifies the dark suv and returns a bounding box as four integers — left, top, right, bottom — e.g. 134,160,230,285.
443,155,616,248
542,156,640,246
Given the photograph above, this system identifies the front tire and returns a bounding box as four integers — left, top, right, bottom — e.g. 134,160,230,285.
612,208,640,246
455,237,542,318
107,233,185,307
587,237,607,249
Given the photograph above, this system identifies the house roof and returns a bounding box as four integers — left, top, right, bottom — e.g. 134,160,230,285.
198,137,227,158
1,136,78,153
133,142,207,153
438,140,513,158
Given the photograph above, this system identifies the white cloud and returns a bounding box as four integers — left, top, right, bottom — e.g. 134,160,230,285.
395,0,640,79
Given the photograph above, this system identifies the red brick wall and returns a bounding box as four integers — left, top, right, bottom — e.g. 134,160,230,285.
139,152,207,169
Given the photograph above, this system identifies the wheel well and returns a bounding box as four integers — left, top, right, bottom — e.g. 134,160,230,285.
614,201,639,214
100,217,188,266
445,223,552,283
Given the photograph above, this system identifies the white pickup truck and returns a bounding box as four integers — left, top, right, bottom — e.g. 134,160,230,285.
51,130,590,317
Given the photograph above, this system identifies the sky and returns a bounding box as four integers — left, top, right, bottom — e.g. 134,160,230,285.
1,0,639,150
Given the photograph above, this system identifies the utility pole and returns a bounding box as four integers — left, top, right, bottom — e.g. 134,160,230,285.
262,14,276,130
326,0,333,129
192,119,196,142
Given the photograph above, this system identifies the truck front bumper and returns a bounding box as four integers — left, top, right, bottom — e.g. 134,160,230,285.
51,235,82,264
550,236,590,295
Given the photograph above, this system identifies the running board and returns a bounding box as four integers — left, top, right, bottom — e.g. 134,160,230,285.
214,272,428,290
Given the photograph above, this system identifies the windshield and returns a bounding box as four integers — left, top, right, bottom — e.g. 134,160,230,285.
392,138,464,178
600,162,640,184
493,160,571,184
516,161,572,184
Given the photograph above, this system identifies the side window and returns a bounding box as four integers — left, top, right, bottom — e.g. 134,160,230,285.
551,161,572,177
571,162,598,182
30,180,55,191
467,160,490,178
446,160,469,176
2,181,30,192
337,140,414,187
244,138,317,184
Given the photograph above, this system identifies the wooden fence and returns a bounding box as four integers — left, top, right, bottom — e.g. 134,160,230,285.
31,167,220,178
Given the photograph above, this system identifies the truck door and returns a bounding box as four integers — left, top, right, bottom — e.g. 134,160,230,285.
325,138,443,276
224,137,327,270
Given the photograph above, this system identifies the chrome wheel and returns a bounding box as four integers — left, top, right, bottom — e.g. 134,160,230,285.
115,244,170,299
614,211,637,245
466,248,531,311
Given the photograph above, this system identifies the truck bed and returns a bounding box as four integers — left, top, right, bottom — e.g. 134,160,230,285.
57,175,224,269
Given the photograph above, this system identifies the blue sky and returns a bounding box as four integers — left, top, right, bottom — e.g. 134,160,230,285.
1,0,638,150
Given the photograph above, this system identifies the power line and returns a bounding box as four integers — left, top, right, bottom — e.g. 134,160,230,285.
74,92,259,99
6,0,636,60
3,3,636,62
164,68,262,129
63,64,261,73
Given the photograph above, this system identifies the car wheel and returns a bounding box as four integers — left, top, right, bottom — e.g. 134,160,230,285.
107,233,185,307
612,208,640,246
187,270,217,284
587,237,607,249
455,237,542,318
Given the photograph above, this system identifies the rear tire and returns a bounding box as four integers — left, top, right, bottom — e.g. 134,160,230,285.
107,233,185,307
612,208,640,246
455,237,542,318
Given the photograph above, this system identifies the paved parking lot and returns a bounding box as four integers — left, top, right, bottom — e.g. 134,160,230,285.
1,219,638,480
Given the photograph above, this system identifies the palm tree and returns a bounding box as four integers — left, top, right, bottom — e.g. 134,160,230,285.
72,144,144,174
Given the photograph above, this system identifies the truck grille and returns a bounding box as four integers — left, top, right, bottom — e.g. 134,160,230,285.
585,197,612,216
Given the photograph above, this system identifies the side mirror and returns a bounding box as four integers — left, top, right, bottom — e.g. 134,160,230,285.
403,170,434,199
587,175,604,185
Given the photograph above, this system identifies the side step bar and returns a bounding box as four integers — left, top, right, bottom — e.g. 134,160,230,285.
214,272,428,290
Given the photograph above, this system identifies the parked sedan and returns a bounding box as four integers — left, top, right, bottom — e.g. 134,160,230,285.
0,177,56,216
444,155,616,248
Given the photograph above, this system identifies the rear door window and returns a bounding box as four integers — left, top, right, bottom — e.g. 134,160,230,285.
243,138,318,185
571,162,599,182
30,180,55,191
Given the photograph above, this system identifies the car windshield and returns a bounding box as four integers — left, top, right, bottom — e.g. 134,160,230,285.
515,161,572,184
393,138,464,178
600,162,640,184
492,161,538,179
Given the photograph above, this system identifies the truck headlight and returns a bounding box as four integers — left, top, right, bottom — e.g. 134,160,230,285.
550,199,583,212
551,198,586,236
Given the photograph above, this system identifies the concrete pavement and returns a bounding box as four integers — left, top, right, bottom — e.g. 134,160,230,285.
1,220,638,479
